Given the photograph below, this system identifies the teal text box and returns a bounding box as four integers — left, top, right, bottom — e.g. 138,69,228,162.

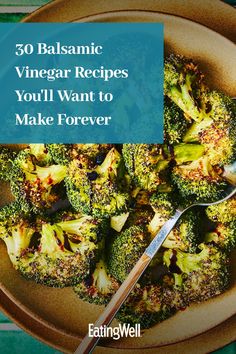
0,23,163,143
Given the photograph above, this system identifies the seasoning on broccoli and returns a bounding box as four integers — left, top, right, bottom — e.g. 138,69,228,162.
74,257,120,305
0,146,17,181
206,196,236,224
205,222,236,253
163,244,229,303
66,147,130,218
164,54,206,122
108,225,150,282
172,156,228,202
0,207,106,288
116,284,174,329
10,149,67,214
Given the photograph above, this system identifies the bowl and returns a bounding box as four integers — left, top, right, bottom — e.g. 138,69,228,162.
1,5,236,353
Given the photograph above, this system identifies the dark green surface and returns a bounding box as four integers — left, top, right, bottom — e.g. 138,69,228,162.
0,13,26,22
215,343,236,354
0,331,61,354
0,0,49,5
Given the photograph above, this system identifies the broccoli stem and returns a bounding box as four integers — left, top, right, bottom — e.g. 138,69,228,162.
173,143,205,164
41,224,64,254
183,117,213,142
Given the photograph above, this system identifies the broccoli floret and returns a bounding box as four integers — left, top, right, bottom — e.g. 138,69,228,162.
163,210,201,253
184,91,236,142
162,274,187,310
74,257,120,305
0,146,16,181
199,120,236,166
164,97,189,144
125,207,154,229
163,244,229,303
0,202,35,265
148,192,177,236
28,144,54,166
122,144,170,192
73,144,113,158
123,143,205,192
207,91,236,122
16,213,106,287
116,284,174,329
183,92,236,165
0,203,108,288
0,206,106,287
172,156,228,202
46,144,72,165
206,196,236,224
65,154,92,215
149,193,200,252
205,222,236,252
107,225,150,282
131,189,151,207
66,147,129,218
46,144,113,165
150,192,177,216
164,54,206,122
10,150,67,213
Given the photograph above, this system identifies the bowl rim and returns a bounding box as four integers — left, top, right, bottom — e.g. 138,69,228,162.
1,8,236,351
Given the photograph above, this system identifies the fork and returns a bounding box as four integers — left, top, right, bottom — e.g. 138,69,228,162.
76,158,236,354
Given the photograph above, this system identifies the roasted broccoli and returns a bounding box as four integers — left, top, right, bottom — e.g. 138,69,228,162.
0,202,35,265
183,92,236,165
73,144,113,158
161,274,187,310
46,144,72,165
47,143,113,165
1,209,106,287
116,284,174,329
163,244,229,303
0,146,16,181
164,54,206,122
131,189,151,207
163,210,201,253
199,121,236,166
164,56,236,165
206,196,236,224
164,97,189,144
108,225,150,282
149,193,200,252
148,192,176,236
74,257,120,305
10,149,67,213
205,222,236,252
172,156,228,202
122,143,204,192
122,144,169,192
124,206,154,229
150,192,177,217
66,147,129,218
28,144,54,166
0,51,235,331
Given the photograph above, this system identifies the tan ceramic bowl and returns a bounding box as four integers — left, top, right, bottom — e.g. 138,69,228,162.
1,4,236,353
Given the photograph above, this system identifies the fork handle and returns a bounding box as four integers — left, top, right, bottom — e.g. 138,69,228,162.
75,210,183,354
75,253,150,354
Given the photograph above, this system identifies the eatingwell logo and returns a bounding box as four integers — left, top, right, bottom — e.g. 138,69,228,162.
88,323,141,340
